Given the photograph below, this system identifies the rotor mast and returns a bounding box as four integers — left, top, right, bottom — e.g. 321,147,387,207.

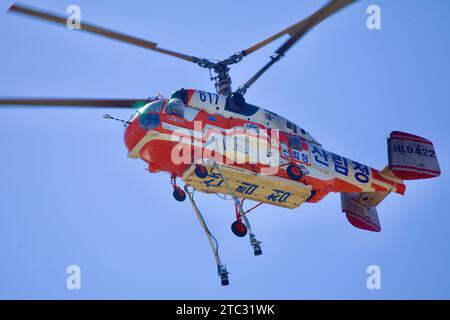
213,63,232,96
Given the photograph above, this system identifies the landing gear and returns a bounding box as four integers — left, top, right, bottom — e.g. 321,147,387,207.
171,175,186,202
173,187,186,202
212,161,263,257
287,164,303,180
194,164,208,179
231,221,247,237
231,202,262,256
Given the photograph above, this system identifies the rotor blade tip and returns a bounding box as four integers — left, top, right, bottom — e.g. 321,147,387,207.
7,2,19,12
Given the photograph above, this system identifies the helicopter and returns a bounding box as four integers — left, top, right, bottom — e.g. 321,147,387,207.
0,1,441,286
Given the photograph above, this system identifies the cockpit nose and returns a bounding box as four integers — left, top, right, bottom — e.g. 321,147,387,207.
124,98,187,152
124,100,164,152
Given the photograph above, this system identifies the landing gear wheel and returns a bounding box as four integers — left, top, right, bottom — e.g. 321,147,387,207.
287,164,303,180
173,187,186,202
231,221,248,237
195,164,208,179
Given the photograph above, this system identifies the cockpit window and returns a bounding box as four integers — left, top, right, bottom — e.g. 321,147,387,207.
164,98,185,118
288,135,302,150
137,100,163,115
147,101,163,113
137,101,163,130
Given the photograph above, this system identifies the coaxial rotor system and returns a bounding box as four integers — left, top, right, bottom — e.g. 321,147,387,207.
0,1,357,108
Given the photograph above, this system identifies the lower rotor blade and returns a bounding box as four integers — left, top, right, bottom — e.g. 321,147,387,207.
8,3,198,63
0,98,154,108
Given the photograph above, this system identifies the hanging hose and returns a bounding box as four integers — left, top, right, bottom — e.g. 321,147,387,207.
184,185,222,267
184,184,229,285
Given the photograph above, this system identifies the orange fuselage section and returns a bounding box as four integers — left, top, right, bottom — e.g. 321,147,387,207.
124,99,405,204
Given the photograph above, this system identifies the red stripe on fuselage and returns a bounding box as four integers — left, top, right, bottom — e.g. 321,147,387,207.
371,183,389,192
371,169,405,194
371,169,395,186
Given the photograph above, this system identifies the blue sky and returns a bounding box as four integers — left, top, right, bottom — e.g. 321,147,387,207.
0,0,449,299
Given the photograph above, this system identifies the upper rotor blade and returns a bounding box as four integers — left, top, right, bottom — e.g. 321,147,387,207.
8,3,198,63
0,98,153,108
242,0,356,56
237,0,357,95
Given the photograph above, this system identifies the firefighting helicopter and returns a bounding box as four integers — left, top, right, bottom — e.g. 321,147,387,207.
0,1,441,286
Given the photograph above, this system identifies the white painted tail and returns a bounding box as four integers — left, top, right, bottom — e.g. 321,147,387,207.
388,131,441,180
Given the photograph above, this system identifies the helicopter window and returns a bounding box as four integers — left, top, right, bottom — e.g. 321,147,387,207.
164,98,185,118
288,135,302,150
139,101,162,130
292,124,298,134
286,121,292,129
224,101,259,116
143,100,163,113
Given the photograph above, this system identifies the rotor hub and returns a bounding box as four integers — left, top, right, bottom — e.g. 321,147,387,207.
213,63,232,96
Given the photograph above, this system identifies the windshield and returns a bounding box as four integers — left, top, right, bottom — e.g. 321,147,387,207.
132,100,163,121
140,100,163,114
165,98,185,118
137,101,163,130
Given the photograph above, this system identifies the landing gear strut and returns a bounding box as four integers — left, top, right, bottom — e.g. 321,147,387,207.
212,161,263,256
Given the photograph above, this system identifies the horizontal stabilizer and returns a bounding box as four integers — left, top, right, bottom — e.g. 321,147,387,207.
341,192,383,232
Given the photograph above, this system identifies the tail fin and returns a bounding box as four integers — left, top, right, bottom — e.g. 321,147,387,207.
388,131,441,180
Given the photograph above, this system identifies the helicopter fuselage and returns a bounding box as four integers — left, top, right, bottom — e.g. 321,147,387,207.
124,89,405,207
